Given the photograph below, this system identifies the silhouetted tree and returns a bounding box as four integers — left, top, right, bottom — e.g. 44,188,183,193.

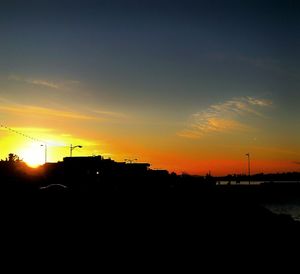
8,153,21,163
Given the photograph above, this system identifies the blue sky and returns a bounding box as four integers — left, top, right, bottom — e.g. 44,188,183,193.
0,0,299,173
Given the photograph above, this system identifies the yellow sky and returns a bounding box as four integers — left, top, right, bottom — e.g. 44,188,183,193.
1,121,299,175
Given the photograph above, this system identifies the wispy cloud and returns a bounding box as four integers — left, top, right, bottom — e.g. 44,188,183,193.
0,126,54,133
238,56,285,75
208,52,298,78
0,97,129,123
27,79,59,89
8,74,80,90
178,96,272,139
0,105,99,120
294,161,300,165
92,109,129,120
0,97,100,121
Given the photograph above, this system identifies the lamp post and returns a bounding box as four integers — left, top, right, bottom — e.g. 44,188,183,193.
246,153,250,184
41,144,47,164
70,144,82,157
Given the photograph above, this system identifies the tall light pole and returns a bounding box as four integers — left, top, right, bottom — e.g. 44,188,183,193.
41,144,47,164
246,153,250,184
70,144,82,157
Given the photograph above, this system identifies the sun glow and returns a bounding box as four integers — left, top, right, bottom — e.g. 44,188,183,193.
20,146,45,168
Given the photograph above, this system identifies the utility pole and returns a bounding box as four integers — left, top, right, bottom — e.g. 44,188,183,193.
246,153,250,184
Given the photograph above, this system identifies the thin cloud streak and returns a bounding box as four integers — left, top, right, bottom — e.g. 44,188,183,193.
208,53,298,78
0,127,54,133
0,105,99,120
8,74,80,90
178,96,272,139
28,79,59,89
0,96,128,123
0,97,101,120
92,109,129,120
238,56,284,75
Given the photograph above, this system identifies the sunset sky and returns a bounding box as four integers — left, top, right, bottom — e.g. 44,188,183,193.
0,0,299,175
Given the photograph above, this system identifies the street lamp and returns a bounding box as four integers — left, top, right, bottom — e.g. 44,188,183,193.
70,144,82,157
41,144,47,164
246,153,251,184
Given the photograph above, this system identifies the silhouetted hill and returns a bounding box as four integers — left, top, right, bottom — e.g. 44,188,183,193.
1,156,300,251
2,176,299,240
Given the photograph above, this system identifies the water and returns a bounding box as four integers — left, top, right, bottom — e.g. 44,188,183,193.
264,201,300,222
217,181,300,221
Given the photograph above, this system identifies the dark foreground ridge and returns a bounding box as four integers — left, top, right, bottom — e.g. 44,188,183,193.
1,155,300,250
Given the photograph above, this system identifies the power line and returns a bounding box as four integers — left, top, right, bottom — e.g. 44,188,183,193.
1,124,48,163
0,124,45,144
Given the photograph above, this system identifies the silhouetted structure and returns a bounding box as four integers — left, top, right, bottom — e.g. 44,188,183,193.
63,155,151,179
1,152,300,239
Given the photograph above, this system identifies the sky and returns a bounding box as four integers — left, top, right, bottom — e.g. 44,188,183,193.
0,0,299,175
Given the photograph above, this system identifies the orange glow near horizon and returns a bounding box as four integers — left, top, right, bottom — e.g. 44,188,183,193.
166,160,300,176
0,125,299,176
